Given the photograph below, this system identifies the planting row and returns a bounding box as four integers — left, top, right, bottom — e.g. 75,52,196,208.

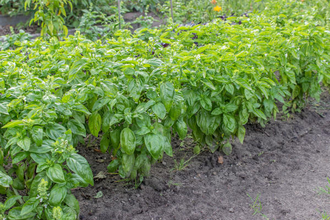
0,11,329,219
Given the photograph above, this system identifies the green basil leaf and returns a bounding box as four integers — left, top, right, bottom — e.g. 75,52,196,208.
8,207,36,220
160,82,175,112
4,195,21,210
92,98,111,112
169,102,181,121
120,128,136,155
29,172,49,197
200,96,212,111
174,119,187,140
17,136,31,151
66,153,94,186
152,102,166,120
100,133,110,153
107,159,119,173
237,125,246,144
122,154,135,177
46,164,66,184
253,109,267,120
21,197,39,216
110,128,121,149
222,142,232,155
64,194,80,214
46,123,66,140
49,184,67,206
223,114,236,133
68,119,86,137
0,170,13,187
88,112,102,137
31,126,43,146
144,134,163,160
12,152,28,164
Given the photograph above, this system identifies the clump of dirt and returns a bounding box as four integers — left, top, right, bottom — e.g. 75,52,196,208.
74,92,330,220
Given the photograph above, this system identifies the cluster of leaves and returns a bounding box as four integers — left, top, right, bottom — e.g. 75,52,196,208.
0,3,330,219
0,0,30,17
0,27,31,50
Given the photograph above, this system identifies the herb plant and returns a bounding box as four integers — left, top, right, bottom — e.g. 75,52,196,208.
0,1,329,218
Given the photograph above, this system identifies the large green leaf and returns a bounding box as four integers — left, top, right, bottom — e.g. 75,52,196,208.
160,82,175,112
144,134,164,160
31,126,43,146
46,164,66,184
88,112,102,137
152,102,167,119
21,197,39,216
68,119,86,137
122,154,135,176
66,153,94,186
197,110,221,135
46,123,66,140
120,128,136,155
174,119,187,140
49,184,67,206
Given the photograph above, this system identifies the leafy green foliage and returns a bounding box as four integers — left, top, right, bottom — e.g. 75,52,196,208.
0,1,329,218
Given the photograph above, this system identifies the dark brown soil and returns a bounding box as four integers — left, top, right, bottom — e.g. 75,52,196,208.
74,92,330,220
0,24,39,36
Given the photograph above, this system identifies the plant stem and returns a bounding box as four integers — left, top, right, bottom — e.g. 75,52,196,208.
170,0,174,22
12,187,24,205
118,0,121,29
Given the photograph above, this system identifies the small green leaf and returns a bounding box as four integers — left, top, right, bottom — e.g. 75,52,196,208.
94,191,103,199
92,98,111,112
0,170,13,187
17,136,31,151
200,96,212,111
222,142,232,155
100,133,110,153
88,112,102,137
237,125,246,144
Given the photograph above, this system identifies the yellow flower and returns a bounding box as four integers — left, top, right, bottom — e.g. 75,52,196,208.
213,6,222,12
211,0,217,4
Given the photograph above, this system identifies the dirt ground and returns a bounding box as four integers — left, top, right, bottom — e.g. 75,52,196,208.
73,92,330,220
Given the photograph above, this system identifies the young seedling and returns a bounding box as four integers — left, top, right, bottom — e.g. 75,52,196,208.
247,193,270,220
170,155,195,172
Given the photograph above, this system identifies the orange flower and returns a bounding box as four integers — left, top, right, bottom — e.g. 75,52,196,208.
213,6,222,12
211,0,217,4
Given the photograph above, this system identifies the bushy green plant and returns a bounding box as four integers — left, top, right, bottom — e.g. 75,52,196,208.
77,4,130,41
0,1,329,218
0,0,30,16
25,0,74,38
0,27,31,50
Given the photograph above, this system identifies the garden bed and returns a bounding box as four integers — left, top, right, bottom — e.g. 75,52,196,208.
73,92,330,220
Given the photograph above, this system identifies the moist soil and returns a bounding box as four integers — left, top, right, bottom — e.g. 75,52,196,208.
74,92,330,220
